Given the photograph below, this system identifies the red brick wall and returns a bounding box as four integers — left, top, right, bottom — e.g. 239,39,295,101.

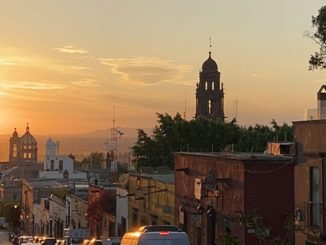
174,153,294,245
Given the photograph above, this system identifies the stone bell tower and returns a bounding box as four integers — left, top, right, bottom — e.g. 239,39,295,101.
195,51,224,121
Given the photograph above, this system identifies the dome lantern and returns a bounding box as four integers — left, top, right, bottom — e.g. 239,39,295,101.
202,52,218,71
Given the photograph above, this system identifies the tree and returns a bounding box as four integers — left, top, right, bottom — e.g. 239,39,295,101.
81,152,105,169
229,210,294,245
219,233,242,245
309,5,326,69
0,201,21,230
132,113,293,170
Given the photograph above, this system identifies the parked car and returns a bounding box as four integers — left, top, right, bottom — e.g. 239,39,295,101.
81,239,90,245
121,225,190,245
70,238,84,245
42,237,56,245
55,239,66,245
19,235,33,245
88,239,103,245
105,237,121,245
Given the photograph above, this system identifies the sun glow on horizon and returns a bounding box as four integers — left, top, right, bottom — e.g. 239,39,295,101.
0,1,324,135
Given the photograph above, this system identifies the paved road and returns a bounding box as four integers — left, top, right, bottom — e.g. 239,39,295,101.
0,230,11,245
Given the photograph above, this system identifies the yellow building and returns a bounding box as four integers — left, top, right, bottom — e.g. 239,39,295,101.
127,173,175,231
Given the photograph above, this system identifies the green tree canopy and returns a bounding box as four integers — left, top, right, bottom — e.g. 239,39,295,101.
309,5,326,69
0,200,21,229
132,113,293,170
81,151,105,169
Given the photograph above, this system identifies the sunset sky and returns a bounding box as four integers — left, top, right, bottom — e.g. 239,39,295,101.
0,0,325,135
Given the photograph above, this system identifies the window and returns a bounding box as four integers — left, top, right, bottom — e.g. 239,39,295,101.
208,100,212,114
205,82,208,90
13,144,17,158
212,82,215,90
59,160,63,171
50,160,54,170
310,167,320,228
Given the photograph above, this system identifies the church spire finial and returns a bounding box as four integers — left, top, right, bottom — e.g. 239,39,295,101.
209,36,212,56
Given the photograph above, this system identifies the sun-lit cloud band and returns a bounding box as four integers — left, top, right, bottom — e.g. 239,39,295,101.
70,79,98,87
53,45,88,54
0,81,66,90
98,57,191,85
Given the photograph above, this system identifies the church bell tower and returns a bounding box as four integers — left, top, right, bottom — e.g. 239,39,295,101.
195,51,224,121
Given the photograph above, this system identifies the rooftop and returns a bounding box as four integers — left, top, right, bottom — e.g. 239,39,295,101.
174,152,293,162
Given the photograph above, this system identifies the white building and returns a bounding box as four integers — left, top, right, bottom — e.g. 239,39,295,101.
317,85,326,119
116,187,128,236
39,138,87,180
304,108,317,120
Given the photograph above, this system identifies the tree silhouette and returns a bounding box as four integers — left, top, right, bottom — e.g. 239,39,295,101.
309,5,326,69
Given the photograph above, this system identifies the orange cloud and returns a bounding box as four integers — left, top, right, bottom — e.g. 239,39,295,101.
54,45,88,54
0,81,66,90
98,57,191,85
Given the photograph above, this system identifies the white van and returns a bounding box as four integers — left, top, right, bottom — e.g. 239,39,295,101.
121,225,190,245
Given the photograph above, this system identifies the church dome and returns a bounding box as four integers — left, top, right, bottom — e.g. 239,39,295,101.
21,125,37,145
202,52,218,71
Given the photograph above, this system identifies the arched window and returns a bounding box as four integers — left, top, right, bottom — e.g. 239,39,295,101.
205,82,208,90
13,144,17,158
208,100,212,114
212,82,215,90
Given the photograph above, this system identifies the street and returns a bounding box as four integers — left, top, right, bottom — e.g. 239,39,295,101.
0,230,11,245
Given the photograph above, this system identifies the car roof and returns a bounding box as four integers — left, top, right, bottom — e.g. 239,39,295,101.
138,225,180,232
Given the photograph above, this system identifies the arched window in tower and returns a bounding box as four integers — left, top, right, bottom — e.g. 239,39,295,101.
208,100,212,114
212,82,215,90
205,82,208,90
13,144,17,158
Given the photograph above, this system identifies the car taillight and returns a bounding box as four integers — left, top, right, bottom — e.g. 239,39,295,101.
159,231,170,236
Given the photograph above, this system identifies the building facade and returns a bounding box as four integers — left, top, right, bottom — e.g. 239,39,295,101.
9,125,38,163
293,120,326,244
127,173,175,232
174,152,294,245
195,52,224,121
21,179,67,236
40,138,87,180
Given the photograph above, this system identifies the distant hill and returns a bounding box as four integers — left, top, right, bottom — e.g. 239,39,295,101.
0,127,153,162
